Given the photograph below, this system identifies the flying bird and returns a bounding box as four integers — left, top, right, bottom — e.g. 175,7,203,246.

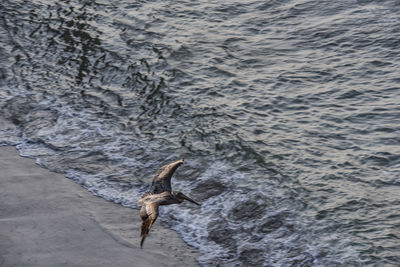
138,159,201,248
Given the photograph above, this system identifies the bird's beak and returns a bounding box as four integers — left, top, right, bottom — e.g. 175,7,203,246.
181,193,201,206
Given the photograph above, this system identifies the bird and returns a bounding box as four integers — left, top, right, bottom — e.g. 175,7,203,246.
138,191,201,248
138,159,201,248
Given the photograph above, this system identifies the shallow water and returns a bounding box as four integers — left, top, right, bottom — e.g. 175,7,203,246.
1,0,400,266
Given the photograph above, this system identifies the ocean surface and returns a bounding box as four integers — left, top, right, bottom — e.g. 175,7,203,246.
1,0,399,266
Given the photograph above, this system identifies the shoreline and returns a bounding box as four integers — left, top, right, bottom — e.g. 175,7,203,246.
0,146,200,266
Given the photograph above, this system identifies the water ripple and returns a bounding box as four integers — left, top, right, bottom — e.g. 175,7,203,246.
1,0,400,266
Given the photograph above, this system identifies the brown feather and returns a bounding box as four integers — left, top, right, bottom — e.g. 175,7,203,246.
151,159,184,193
139,202,159,248
137,180,201,248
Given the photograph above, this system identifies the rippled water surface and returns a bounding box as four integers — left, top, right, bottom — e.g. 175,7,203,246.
1,0,400,266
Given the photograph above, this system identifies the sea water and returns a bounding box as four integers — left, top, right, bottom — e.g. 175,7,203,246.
1,0,400,266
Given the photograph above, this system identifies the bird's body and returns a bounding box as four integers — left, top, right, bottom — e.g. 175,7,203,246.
138,159,201,248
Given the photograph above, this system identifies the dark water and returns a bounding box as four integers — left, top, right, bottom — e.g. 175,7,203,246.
1,0,400,266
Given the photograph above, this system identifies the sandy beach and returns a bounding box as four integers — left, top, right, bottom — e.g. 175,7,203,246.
0,146,199,267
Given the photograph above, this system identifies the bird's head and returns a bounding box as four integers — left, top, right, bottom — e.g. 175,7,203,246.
172,191,201,206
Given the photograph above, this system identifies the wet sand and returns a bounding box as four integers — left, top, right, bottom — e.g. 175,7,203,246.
0,146,199,267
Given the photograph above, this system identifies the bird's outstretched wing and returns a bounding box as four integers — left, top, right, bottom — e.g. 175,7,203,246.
151,159,184,193
139,201,160,248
